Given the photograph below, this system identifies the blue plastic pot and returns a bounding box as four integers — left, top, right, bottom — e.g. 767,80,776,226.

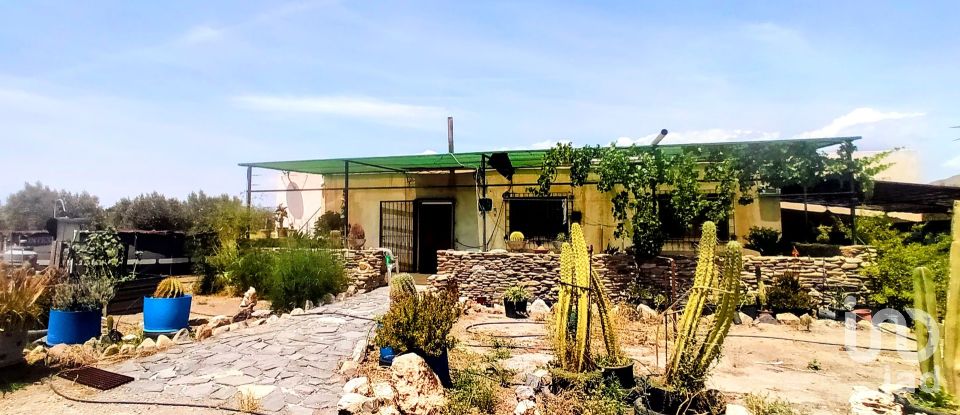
47,309,102,346
143,295,192,333
379,346,396,366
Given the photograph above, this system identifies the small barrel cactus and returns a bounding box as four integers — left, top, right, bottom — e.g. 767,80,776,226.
390,274,418,304
153,277,186,298
509,231,525,242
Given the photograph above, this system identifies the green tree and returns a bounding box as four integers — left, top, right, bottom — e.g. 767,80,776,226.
1,181,104,230
107,192,188,231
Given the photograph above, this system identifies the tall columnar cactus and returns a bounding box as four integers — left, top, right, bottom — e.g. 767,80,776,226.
552,223,622,372
698,241,742,371
153,277,185,298
390,273,418,304
913,266,946,391
667,221,718,379
944,200,960,396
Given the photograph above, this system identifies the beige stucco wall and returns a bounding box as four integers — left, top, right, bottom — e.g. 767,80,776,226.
316,167,776,254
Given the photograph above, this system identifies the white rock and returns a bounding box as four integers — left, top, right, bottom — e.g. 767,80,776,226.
251,309,271,318
337,392,369,414
726,404,751,415
377,405,401,415
515,385,535,401
121,334,137,342
391,353,446,414
290,308,305,316
878,383,913,395
136,338,156,352
775,313,800,325
371,382,397,408
737,312,754,325
344,376,371,395
208,315,232,328
339,360,358,376
857,320,874,331
156,335,174,349
528,299,550,314
637,304,658,319
514,399,539,415
524,369,552,392
849,386,901,415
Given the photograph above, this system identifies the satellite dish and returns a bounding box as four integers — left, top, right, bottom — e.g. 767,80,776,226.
286,181,304,220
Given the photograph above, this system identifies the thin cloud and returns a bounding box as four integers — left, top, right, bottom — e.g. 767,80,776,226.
943,154,960,169
797,107,925,138
178,25,225,45
232,95,447,127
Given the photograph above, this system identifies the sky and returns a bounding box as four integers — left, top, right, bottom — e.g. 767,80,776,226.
0,1,958,206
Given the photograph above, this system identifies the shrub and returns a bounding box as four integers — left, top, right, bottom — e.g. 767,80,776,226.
744,393,810,415
746,227,781,255
446,368,497,414
766,274,812,312
313,211,343,237
230,250,276,293
1,264,56,332
264,249,347,312
375,291,460,357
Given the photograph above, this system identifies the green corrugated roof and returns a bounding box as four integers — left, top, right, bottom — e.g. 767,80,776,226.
239,136,859,175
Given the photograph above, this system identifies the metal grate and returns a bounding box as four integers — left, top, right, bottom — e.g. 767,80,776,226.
380,200,415,272
58,367,134,390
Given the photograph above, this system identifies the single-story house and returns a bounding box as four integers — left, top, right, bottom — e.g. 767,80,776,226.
239,136,859,274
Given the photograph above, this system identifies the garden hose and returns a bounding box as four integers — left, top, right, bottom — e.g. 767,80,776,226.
726,333,915,353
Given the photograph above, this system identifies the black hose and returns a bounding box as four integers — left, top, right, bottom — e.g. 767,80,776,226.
47,378,271,415
727,333,914,352
463,321,547,339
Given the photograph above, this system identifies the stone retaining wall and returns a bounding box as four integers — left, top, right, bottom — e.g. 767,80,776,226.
337,249,388,293
430,246,876,305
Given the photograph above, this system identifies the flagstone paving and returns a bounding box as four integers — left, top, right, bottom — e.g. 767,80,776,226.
99,287,389,414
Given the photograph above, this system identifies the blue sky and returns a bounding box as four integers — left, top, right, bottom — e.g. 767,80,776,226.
0,1,957,205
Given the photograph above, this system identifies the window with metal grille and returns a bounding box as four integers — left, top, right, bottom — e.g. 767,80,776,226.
504,193,573,243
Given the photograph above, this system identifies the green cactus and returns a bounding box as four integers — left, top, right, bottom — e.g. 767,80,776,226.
698,241,742,371
390,273,418,304
509,231,525,242
551,223,622,372
667,221,718,380
945,200,960,397
913,266,945,391
153,277,185,298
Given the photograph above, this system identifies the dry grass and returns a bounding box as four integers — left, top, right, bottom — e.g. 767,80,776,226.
0,263,57,332
744,393,810,415
235,390,262,413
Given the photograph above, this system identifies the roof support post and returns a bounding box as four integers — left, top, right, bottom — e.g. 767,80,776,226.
245,166,253,208
343,160,350,238
845,139,858,243
480,154,488,252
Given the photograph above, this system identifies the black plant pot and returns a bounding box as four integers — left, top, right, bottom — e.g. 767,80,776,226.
601,362,636,389
635,383,724,415
504,299,528,319
738,305,759,319
420,350,453,388
894,392,956,415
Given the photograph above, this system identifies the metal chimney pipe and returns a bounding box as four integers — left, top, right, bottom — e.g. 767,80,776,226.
447,116,454,153
650,129,669,146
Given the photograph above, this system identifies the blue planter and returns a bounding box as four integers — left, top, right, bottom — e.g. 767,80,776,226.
379,346,396,366
143,295,193,334
47,309,101,346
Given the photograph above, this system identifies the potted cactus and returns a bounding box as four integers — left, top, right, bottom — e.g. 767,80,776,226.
507,231,525,252
143,277,192,334
502,284,530,318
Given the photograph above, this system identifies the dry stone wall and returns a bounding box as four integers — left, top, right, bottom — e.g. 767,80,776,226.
431,246,876,306
337,249,388,292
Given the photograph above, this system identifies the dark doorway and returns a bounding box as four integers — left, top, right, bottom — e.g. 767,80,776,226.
415,200,454,274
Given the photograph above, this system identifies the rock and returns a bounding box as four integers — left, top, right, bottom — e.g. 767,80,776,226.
196,325,213,341
344,376,372,395
281,313,291,319
849,386,901,415
251,309,271,318
857,320,874,331
239,287,258,309
391,353,446,415
776,313,800,325
378,406,402,415
121,334,137,342
338,393,372,414
172,328,190,343
725,404,750,415
119,344,135,355
737,312,754,325
208,315,232,328
637,304,658,319
339,360,358,376
372,382,397,405
137,338,157,353
212,326,230,336
290,308,305,316
529,299,550,314
515,385,535,401
756,313,779,325
267,315,280,324
100,344,120,358
156,335,174,349
304,300,314,310
524,369,552,392
514,399,539,415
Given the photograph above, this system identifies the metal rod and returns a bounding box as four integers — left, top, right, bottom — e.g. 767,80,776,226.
245,166,253,208
344,159,408,174
447,116,454,153
249,181,593,193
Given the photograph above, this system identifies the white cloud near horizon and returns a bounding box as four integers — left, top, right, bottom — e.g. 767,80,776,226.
232,95,447,127
616,129,781,146
796,107,924,138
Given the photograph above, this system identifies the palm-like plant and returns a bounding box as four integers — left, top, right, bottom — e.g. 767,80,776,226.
1,263,57,333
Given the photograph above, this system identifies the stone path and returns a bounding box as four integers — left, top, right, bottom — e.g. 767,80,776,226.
99,288,389,414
